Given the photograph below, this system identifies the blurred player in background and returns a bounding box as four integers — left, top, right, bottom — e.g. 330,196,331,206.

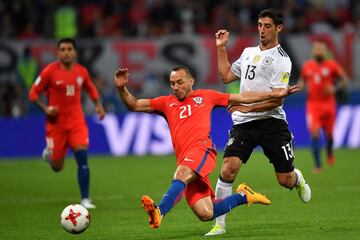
299,41,349,173
206,9,311,236
28,38,106,209
114,66,300,230
16,45,39,115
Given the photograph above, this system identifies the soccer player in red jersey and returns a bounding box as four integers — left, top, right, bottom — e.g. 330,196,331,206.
114,66,299,230
28,38,106,209
299,41,348,173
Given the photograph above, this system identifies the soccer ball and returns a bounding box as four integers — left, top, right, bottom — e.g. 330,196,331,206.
60,204,90,234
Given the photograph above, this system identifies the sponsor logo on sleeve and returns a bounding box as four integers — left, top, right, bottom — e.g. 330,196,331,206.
35,76,41,86
281,72,290,84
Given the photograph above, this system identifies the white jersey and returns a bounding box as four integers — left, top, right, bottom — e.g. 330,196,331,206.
230,44,291,125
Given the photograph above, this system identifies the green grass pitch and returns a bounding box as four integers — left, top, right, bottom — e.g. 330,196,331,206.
0,149,359,239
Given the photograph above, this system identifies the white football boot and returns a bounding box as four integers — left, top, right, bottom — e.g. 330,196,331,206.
294,168,311,203
204,224,226,236
81,198,96,209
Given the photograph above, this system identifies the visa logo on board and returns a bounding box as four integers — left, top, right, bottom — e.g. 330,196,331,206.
334,105,360,149
95,113,173,156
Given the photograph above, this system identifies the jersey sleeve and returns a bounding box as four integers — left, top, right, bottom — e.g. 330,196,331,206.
300,62,308,81
330,60,343,77
205,89,230,107
271,57,292,89
149,96,168,112
83,67,100,101
28,65,50,101
230,51,244,79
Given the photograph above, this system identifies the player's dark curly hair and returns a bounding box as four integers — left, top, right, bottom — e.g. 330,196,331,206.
258,9,284,26
57,38,77,50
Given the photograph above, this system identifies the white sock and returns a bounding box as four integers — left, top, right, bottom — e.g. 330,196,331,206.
214,177,233,228
294,168,303,186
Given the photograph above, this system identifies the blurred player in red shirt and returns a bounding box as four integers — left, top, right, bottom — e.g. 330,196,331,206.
299,41,348,173
114,66,299,230
29,38,106,208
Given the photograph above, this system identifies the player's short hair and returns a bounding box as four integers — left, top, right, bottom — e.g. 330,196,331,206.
313,40,328,48
57,38,77,50
258,9,284,26
171,65,194,79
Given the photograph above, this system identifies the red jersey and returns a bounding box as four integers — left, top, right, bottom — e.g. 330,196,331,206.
301,59,342,106
150,89,230,163
29,62,100,129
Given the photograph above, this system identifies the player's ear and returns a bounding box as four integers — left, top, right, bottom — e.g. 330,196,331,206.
190,78,194,86
276,24,284,33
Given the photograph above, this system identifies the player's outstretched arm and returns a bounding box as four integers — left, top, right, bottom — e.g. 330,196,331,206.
327,64,349,95
29,97,58,118
229,85,300,104
228,85,300,113
337,65,349,89
216,29,238,84
114,68,152,112
28,77,58,118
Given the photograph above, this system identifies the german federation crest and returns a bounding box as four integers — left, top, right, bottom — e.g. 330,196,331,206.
262,56,274,65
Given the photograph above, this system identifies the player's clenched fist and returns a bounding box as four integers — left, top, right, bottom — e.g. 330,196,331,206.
46,105,58,118
215,29,229,47
114,68,130,88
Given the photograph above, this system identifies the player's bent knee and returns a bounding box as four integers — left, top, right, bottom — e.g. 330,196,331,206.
52,166,63,172
51,160,64,172
174,165,197,184
220,169,237,182
73,145,88,152
192,197,214,221
220,159,240,182
277,174,295,189
310,130,320,138
194,209,213,221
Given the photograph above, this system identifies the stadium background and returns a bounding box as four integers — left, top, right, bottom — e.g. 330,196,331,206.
1,0,360,157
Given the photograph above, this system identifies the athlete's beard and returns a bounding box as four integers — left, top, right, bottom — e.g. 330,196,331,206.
260,37,277,50
260,38,269,48
61,59,75,69
314,55,324,63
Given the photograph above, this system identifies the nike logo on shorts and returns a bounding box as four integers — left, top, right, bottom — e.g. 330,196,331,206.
183,157,194,162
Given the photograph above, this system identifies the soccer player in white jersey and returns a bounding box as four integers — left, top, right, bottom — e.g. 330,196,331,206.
205,9,311,236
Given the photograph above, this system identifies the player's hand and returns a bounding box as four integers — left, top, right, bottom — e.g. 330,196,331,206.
324,85,335,95
45,106,58,117
114,68,129,89
96,103,106,120
227,104,252,113
215,29,229,47
275,85,301,98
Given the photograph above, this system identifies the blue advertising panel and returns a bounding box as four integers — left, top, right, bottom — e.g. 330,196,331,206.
2,105,359,158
